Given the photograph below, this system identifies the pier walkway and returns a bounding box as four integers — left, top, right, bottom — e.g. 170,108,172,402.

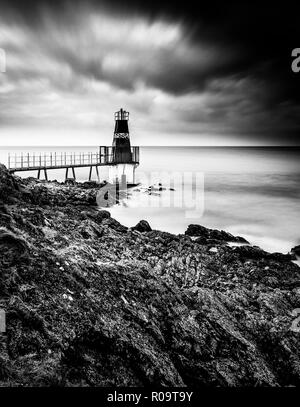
8,146,139,181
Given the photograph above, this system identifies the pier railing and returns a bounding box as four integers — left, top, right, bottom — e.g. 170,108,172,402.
8,146,139,172
8,152,101,170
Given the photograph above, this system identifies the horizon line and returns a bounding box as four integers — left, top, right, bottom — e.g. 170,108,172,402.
0,145,300,148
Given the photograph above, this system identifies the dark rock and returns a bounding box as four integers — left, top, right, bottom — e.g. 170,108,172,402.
104,217,128,233
94,210,111,222
291,245,300,256
65,179,76,186
0,204,12,227
194,236,208,245
195,237,228,246
20,188,33,203
82,210,111,224
0,212,12,226
185,224,209,238
1,165,300,387
233,245,268,260
0,228,30,267
80,181,99,189
185,224,249,244
0,164,20,202
268,252,295,262
0,204,8,214
132,220,152,233
78,221,104,239
206,238,228,246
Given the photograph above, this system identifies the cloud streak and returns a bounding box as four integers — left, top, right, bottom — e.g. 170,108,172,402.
0,0,299,146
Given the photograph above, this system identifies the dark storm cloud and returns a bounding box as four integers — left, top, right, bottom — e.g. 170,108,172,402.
1,0,242,95
2,0,299,97
0,0,300,144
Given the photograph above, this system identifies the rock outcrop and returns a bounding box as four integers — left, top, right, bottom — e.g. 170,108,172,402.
0,165,300,387
185,224,249,245
291,245,300,257
132,220,152,233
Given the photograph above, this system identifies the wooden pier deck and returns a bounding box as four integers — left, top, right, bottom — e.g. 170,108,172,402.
8,146,139,181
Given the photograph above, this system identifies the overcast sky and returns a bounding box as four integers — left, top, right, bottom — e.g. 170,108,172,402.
0,0,299,146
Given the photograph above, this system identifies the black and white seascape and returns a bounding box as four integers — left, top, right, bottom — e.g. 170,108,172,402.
0,0,300,395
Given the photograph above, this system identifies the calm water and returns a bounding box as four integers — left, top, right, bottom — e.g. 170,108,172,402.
1,146,299,253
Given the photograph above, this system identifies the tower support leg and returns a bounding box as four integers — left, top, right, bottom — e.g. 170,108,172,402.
89,166,92,181
133,165,137,184
72,167,76,181
44,169,48,181
96,166,100,183
65,168,69,181
37,169,41,180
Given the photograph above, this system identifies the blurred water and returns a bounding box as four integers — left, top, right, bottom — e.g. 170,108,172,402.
111,147,300,254
1,146,299,253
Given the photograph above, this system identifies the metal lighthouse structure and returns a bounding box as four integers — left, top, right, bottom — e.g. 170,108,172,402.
8,109,139,184
108,108,139,185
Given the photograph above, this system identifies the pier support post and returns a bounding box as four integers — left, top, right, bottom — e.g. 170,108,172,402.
133,164,138,184
37,168,47,181
88,166,100,183
65,167,76,182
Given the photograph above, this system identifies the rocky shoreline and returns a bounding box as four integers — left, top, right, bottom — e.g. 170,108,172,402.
0,163,300,386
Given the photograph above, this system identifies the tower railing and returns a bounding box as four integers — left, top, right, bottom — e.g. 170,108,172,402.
114,109,129,121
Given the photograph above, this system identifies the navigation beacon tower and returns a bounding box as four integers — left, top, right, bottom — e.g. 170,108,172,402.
109,108,139,184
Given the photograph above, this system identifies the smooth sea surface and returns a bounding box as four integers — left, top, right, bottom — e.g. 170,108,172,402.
0,146,299,254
